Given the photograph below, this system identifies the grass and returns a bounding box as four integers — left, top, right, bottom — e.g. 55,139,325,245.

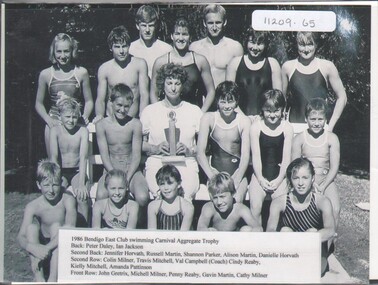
4,174,369,283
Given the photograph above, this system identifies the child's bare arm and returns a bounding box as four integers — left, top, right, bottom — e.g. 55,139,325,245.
232,116,250,188
94,65,108,122
149,57,164,104
49,127,59,163
91,201,103,228
225,56,239,82
127,120,142,183
270,123,293,189
291,132,304,161
147,201,158,229
197,203,214,231
266,195,285,232
250,122,269,189
269,57,282,91
136,59,150,116
316,194,336,242
180,200,195,231
35,70,58,128
126,201,139,229
96,121,113,172
239,204,262,231
197,114,217,179
197,55,215,113
325,61,347,132
79,67,94,123
318,133,340,193
64,194,77,227
75,128,89,200
17,202,50,260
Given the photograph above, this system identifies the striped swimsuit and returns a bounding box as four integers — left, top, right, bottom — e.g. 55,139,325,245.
282,192,323,231
157,198,183,230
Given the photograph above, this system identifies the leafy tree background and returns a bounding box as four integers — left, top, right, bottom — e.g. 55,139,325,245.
5,4,370,193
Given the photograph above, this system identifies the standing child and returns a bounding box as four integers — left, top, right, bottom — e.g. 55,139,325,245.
17,160,76,282
50,97,90,226
92,169,139,229
249,89,293,227
291,98,340,226
197,81,251,202
197,172,262,232
148,165,194,230
266,158,335,277
35,33,93,156
94,25,149,122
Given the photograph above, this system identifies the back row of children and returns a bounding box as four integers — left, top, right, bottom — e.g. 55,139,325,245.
24,4,344,281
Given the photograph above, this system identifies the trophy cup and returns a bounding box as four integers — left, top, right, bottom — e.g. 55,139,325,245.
162,110,185,163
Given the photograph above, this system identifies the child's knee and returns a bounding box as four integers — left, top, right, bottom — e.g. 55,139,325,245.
240,226,253,232
280,226,293,232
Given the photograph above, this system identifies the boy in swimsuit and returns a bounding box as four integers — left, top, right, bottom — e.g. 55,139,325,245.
190,4,243,90
197,81,251,202
94,25,149,122
197,172,262,232
50,97,90,226
130,5,172,80
17,160,76,282
291,98,340,226
92,169,139,229
96,84,149,227
281,32,347,133
148,164,194,230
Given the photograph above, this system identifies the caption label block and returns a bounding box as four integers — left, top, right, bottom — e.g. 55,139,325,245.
252,10,336,32
59,229,320,283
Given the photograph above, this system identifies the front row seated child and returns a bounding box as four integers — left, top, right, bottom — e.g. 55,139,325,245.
197,172,262,232
197,81,251,203
267,158,335,277
50,96,90,226
291,98,340,227
92,169,139,229
249,89,293,227
148,165,194,230
17,160,77,282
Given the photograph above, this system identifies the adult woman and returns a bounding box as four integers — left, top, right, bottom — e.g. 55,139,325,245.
150,17,215,112
226,28,281,122
281,32,347,133
267,157,335,277
141,63,203,201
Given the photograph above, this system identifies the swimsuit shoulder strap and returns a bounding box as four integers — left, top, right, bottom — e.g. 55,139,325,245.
288,59,299,81
167,52,171,63
191,51,196,64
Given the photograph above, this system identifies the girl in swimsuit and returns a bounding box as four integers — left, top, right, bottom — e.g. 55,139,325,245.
197,81,251,202
292,98,340,227
148,165,194,230
35,33,93,156
249,89,293,228
92,169,139,229
150,17,215,112
281,32,347,133
226,28,282,122
267,157,335,277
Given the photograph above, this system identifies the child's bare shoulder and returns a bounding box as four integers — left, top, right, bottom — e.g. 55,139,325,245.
62,192,76,204
98,59,115,73
203,201,216,215
25,196,45,213
127,199,139,212
180,197,194,211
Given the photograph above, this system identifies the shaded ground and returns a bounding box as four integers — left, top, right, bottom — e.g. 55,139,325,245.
4,174,369,283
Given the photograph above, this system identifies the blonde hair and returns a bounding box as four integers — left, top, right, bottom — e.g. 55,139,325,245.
49,33,79,64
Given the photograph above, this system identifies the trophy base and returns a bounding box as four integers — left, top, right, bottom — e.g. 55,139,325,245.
161,156,186,163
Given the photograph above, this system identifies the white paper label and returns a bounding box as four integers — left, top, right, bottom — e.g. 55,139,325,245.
252,10,336,32
58,229,321,283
